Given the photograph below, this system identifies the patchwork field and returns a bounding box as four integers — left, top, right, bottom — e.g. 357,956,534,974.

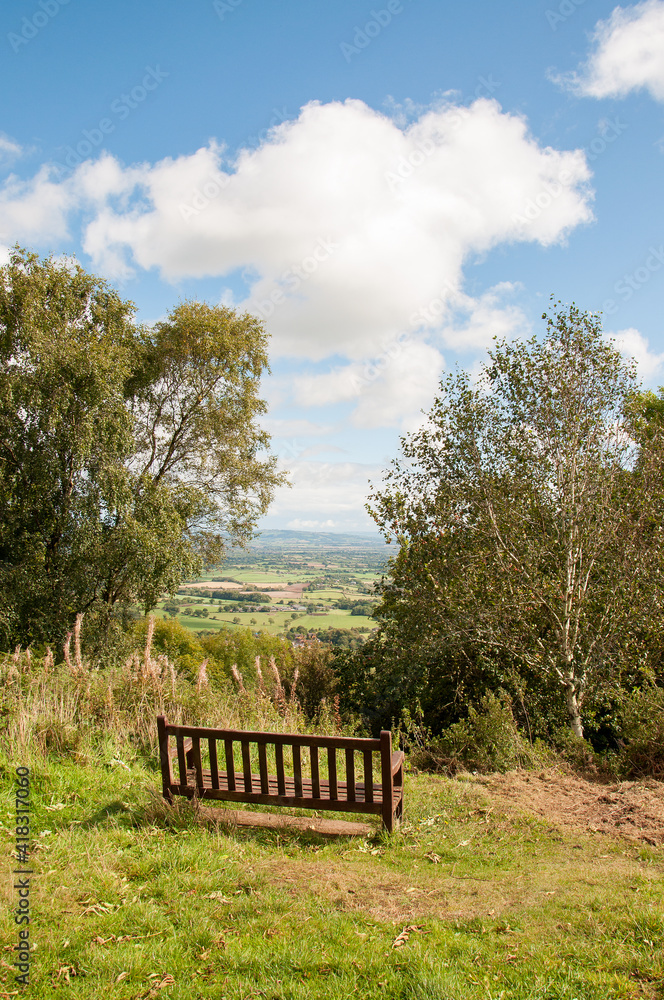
153,529,390,645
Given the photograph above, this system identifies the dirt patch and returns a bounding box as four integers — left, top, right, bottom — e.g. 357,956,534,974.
476,769,664,846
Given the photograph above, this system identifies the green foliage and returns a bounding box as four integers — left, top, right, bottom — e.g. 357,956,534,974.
617,685,664,779
402,693,553,775
201,627,295,687
0,248,286,649
133,616,206,680
291,642,338,719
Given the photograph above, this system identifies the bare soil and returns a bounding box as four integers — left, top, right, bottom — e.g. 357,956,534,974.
475,768,664,846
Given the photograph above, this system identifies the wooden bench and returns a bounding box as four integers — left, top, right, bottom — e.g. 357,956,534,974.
157,716,404,832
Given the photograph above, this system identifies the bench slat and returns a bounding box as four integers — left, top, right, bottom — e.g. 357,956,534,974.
241,741,252,794
224,739,235,791
192,737,204,791
328,747,338,801
345,748,356,802
293,745,303,797
275,743,286,795
310,745,320,799
160,723,380,751
177,735,189,791
208,739,219,790
175,767,396,810
363,749,373,804
258,742,269,794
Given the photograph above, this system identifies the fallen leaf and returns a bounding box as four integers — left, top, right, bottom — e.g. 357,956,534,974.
115,971,128,983
392,925,423,948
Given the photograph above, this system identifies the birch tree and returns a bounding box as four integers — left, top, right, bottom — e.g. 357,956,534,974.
368,302,657,737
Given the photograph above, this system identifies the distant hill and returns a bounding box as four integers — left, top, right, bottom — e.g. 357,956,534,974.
244,529,388,550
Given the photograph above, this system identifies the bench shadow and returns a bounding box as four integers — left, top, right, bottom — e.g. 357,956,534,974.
79,800,132,829
134,790,382,846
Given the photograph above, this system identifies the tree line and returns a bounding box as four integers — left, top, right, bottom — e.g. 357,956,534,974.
3,249,663,755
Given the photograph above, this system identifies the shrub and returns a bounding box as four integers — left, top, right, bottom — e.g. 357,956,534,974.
617,686,664,779
291,642,338,721
403,692,552,775
133,617,206,681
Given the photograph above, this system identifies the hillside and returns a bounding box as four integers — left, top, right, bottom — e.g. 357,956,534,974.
247,529,389,550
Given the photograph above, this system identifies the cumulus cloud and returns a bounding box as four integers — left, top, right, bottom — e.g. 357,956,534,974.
268,459,384,530
293,339,445,430
0,98,592,363
558,0,664,101
607,327,664,378
0,164,78,244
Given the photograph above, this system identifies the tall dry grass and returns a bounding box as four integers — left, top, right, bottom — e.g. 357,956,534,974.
1,617,350,769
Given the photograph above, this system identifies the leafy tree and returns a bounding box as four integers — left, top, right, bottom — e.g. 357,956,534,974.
367,302,663,738
0,248,286,648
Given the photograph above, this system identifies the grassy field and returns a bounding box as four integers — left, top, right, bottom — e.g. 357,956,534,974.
1,755,662,999
172,610,375,635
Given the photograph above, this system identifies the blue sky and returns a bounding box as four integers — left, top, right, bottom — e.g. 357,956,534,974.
2,0,664,532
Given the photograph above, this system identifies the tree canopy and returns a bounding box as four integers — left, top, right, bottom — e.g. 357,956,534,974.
365,302,664,738
0,248,286,648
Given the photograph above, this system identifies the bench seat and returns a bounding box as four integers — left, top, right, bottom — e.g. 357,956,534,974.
171,766,404,814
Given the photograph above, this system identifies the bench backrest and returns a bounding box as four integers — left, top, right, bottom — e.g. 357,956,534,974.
157,716,392,805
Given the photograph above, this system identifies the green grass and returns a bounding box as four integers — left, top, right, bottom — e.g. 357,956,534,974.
164,608,375,637
1,758,662,999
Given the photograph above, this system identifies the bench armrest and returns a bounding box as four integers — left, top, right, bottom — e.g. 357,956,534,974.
391,750,405,776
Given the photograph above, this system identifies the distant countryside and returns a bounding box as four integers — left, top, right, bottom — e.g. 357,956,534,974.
156,530,388,649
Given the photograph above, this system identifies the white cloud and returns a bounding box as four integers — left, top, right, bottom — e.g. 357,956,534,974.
0,98,592,364
607,327,664,378
0,134,22,165
268,459,383,529
438,283,530,350
293,340,444,430
0,164,77,244
292,282,530,428
261,417,335,437
559,0,664,101
286,518,339,530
